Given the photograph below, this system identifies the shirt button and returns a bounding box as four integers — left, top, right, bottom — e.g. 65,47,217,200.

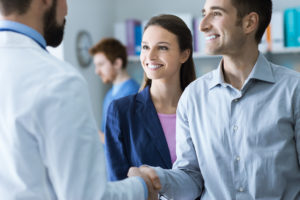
234,99,239,102
233,125,238,132
239,187,244,192
236,156,240,161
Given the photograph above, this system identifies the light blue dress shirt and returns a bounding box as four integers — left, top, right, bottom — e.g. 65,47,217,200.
0,20,46,49
155,53,300,200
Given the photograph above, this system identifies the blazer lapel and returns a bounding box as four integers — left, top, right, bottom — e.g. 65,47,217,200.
136,87,172,169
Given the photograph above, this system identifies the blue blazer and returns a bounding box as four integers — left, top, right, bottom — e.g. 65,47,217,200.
105,86,173,181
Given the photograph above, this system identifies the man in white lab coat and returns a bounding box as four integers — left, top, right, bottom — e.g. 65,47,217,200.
0,0,159,199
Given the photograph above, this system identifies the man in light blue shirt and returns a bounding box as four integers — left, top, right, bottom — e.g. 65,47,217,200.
89,38,139,143
129,0,300,199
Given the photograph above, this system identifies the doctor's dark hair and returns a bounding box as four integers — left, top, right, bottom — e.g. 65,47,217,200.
141,14,196,91
0,0,32,15
231,0,272,44
89,38,128,69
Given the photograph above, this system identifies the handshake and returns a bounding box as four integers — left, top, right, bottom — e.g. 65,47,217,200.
128,166,162,200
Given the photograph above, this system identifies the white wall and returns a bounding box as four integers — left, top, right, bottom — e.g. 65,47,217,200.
63,0,114,126
272,0,300,11
113,0,300,22
113,0,203,21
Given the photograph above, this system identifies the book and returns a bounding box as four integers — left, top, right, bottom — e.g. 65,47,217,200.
125,19,141,55
114,22,126,46
270,11,284,51
284,7,300,47
296,7,300,46
134,24,142,55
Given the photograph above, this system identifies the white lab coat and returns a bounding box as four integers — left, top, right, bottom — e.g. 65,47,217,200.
0,31,145,200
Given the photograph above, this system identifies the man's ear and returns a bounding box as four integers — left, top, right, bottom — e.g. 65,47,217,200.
180,49,191,64
40,0,50,6
113,58,123,70
243,12,259,35
38,0,53,10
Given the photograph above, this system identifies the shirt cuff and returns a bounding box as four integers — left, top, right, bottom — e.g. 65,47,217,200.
136,176,148,199
153,167,165,189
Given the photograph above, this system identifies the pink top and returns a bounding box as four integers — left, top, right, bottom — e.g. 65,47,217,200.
157,113,177,164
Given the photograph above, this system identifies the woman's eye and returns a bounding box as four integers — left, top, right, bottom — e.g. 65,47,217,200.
159,46,168,50
142,45,149,50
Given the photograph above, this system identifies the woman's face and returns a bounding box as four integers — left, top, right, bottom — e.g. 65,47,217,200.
140,25,189,83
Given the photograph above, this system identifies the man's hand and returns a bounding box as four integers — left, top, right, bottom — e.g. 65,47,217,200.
128,166,161,200
98,130,105,144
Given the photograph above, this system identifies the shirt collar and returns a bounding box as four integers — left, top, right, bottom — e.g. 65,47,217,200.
208,60,226,90
247,52,275,83
0,20,47,50
209,52,275,90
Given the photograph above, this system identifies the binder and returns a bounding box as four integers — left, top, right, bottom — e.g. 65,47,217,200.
284,7,300,47
271,12,284,50
126,19,141,55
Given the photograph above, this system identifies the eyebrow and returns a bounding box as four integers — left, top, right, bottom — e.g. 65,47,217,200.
141,41,171,45
202,6,228,14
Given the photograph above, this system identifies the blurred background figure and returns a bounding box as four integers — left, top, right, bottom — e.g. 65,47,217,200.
89,38,139,143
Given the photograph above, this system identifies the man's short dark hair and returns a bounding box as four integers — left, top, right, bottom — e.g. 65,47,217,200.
231,0,272,44
0,0,32,15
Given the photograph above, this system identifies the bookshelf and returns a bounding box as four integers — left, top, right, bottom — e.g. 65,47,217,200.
115,0,300,82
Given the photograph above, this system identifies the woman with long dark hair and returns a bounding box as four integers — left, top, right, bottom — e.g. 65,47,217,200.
105,14,196,181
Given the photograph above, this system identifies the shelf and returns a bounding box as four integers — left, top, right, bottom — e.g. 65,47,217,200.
128,53,221,62
265,47,300,54
193,48,300,57
128,55,140,62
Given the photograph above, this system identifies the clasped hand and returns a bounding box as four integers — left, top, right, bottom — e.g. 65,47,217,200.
128,166,161,200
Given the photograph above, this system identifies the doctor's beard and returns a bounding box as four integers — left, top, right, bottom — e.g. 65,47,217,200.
43,0,66,47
